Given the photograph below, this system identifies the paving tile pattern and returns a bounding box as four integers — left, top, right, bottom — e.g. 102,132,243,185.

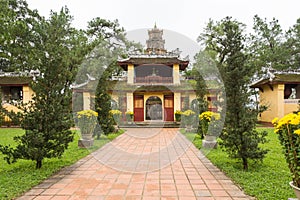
17,128,255,200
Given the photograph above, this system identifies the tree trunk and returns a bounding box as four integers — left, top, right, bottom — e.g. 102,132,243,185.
242,157,248,171
36,159,42,169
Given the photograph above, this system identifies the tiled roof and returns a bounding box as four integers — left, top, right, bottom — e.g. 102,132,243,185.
118,53,189,71
250,69,300,88
0,76,32,85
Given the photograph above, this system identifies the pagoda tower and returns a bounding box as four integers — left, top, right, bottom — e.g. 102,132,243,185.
145,24,167,54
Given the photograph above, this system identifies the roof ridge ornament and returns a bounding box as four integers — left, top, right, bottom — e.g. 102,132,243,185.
266,67,275,81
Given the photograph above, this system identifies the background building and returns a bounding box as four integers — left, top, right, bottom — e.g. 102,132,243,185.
251,69,300,123
75,26,218,123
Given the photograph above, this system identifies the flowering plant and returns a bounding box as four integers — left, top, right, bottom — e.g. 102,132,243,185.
273,112,300,187
182,109,196,126
199,111,220,122
76,110,98,136
109,110,122,125
199,111,220,137
125,111,134,122
174,110,182,122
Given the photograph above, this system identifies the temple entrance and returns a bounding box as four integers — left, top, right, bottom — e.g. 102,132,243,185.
146,96,162,120
164,95,174,121
134,95,144,121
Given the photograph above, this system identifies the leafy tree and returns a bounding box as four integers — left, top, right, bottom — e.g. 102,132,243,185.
82,18,141,135
0,7,89,169
95,69,115,135
199,17,268,170
190,52,209,137
249,15,290,71
191,53,208,113
285,18,300,69
0,0,42,72
75,18,142,84
0,87,4,126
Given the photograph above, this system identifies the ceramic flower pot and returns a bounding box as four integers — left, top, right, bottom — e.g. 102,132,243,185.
76,110,98,148
202,135,218,149
290,181,300,199
185,124,193,132
81,132,93,140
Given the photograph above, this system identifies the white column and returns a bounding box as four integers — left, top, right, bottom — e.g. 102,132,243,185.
127,64,134,84
83,92,91,110
126,93,133,112
173,64,180,85
174,92,181,111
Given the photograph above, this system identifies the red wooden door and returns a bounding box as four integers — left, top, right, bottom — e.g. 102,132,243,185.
134,95,144,121
164,95,174,121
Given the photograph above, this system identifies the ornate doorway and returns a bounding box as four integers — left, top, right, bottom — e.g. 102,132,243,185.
164,95,174,121
146,96,162,120
134,95,144,121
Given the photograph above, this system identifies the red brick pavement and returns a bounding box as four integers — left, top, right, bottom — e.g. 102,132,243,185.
17,128,254,200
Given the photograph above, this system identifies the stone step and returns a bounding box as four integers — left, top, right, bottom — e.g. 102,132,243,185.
119,122,181,128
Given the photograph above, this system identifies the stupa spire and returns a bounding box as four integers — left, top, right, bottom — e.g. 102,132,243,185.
146,23,166,54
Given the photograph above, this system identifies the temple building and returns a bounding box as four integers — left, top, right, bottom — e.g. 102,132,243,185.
0,71,35,125
75,25,218,123
116,25,189,122
250,69,300,123
1,26,219,125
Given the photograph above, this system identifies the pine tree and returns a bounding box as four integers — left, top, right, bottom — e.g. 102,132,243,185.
95,70,114,135
199,17,268,170
0,7,88,169
0,0,41,72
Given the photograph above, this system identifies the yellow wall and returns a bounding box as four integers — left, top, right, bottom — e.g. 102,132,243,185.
173,64,180,85
277,84,285,118
284,101,299,115
174,92,181,112
187,92,218,111
23,85,34,103
260,84,278,122
111,93,119,105
83,92,91,110
127,64,134,84
188,93,197,104
2,103,22,123
126,93,133,112
2,103,21,113
2,85,33,123
260,84,286,122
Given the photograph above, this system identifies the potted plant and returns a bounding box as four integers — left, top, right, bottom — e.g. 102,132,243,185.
109,109,122,129
200,111,220,148
174,110,182,122
272,112,300,198
125,110,134,124
76,109,98,147
182,109,196,132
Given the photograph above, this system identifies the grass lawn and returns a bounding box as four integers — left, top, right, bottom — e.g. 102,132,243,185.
0,128,124,200
183,128,296,200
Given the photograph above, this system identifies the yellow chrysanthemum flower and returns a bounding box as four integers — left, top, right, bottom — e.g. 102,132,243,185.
294,129,300,135
109,110,122,115
182,110,195,116
272,117,279,125
199,111,220,122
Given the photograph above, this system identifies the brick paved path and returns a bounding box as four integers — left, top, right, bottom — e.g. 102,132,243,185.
18,128,254,200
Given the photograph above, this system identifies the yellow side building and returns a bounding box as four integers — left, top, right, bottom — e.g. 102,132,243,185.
0,72,34,124
251,71,300,123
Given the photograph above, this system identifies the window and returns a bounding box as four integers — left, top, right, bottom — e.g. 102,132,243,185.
164,99,173,108
134,98,143,108
284,84,300,99
1,86,23,103
181,96,189,110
